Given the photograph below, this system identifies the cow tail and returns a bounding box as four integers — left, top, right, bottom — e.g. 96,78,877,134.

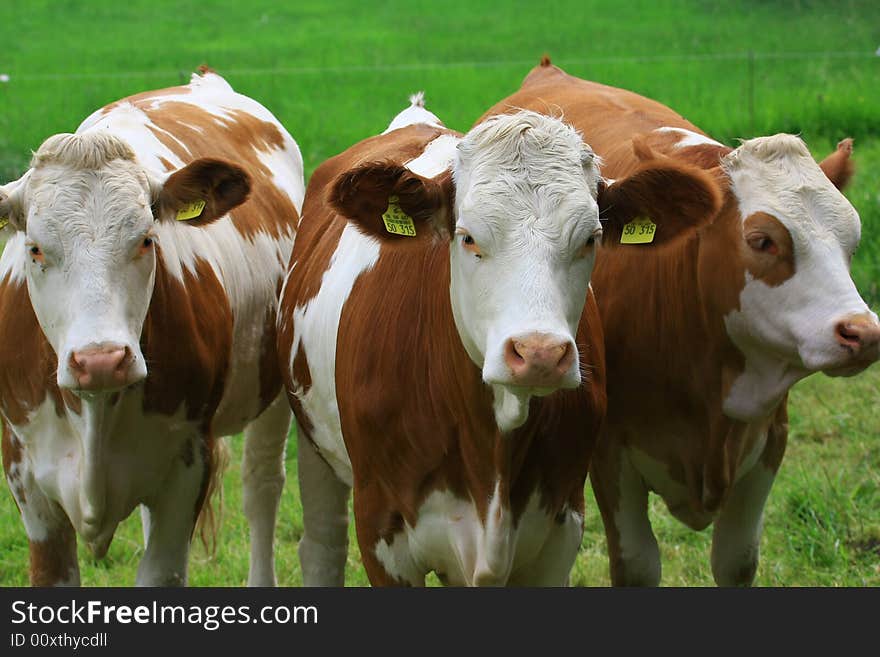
195,433,230,557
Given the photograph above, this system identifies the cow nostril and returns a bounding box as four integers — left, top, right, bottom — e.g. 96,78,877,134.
69,352,85,372
506,340,526,365
556,342,574,370
116,346,131,371
836,322,861,348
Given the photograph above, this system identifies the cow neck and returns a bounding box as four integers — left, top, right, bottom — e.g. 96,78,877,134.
341,240,556,525
140,244,231,430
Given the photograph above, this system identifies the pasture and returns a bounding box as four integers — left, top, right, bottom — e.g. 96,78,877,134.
0,0,878,586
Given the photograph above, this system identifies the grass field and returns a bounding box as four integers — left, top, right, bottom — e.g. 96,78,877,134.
0,0,878,586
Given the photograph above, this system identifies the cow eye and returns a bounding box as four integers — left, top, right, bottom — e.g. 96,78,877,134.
458,231,482,258
747,233,778,255
28,244,44,263
138,235,156,257
578,230,602,257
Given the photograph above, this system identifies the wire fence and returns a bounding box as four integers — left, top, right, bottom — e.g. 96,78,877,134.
0,49,875,81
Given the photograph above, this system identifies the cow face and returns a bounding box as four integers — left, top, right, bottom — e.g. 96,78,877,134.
449,113,601,394
721,135,879,382
0,131,250,395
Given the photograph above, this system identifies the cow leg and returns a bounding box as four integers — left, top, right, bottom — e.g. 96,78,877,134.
297,431,350,586
710,463,776,586
17,483,80,586
136,446,205,586
3,429,80,586
241,393,292,586
591,448,661,586
508,509,583,586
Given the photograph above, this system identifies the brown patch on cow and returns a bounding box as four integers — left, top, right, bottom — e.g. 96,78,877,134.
29,521,78,586
99,83,193,116
291,342,312,395
742,212,795,287
258,305,284,414
138,101,298,240
0,275,59,426
2,423,24,508
482,61,733,175
141,252,233,424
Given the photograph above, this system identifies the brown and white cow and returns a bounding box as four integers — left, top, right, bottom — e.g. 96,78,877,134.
0,69,303,586
277,95,719,585
481,58,880,585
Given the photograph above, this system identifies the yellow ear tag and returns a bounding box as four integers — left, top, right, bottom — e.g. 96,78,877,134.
0,216,8,230
382,196,416,237
620,216,656,244
176,200,206,221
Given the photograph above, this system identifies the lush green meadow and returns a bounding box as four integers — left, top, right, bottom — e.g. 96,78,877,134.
0,1,878,586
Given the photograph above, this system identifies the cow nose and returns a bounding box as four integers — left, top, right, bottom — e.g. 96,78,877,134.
68,344,136,391
503,333,576,386
835,313,880,359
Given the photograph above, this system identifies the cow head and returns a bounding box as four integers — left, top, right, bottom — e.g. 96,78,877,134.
716,136,878,416
331,111,718,430
0,131,250,395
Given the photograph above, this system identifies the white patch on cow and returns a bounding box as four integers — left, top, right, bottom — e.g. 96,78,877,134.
290,223,381,485
383,92,444,134
491,385,530,434
15,392,200,550
0,232,27,284
256,141,306,210
720,134,876,420
655,126,723,149
373,486,574,586
404,133,460,179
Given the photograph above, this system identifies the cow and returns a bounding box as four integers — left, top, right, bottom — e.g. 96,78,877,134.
0,67,303,586
277,93,720,585
480,57,880,586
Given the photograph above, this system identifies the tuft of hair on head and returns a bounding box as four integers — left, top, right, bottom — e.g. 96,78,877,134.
540,54,552,67
409,91,426,108
457,109,584,169
31,132,136,171
722,133,812,172
196,63,216,75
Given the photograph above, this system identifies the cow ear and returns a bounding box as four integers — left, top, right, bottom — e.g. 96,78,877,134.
819,138,854,191
0,174,28,232
329,161,453,242
153,158,251,226
598,159,721,248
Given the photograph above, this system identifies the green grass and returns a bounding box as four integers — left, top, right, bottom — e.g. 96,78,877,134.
0,1,879,585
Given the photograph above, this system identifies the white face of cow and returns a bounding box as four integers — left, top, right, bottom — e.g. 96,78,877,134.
0,131,249,395
722,135,879,409
449,112,603,413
